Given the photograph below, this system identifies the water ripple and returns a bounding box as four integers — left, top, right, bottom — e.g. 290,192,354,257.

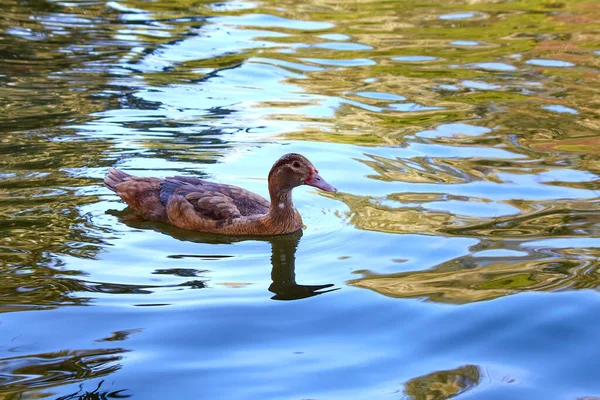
1,0,599,398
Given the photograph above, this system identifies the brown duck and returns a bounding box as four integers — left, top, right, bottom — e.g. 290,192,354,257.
104,153,337,236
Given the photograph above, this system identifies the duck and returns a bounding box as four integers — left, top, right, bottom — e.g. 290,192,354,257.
103,153,337,236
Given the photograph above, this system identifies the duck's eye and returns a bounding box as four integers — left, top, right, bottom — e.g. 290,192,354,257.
292,161,301,169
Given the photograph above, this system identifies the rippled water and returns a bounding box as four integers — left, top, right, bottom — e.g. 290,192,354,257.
1,0,599,398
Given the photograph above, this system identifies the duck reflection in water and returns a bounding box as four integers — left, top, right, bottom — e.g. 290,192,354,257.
108,210,337,300
267,230,337,300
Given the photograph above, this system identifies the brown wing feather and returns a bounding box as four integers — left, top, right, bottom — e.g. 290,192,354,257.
200,182,270,215
162,178,271,231
164,188,242,232
185,189,242,220
161,177,269,217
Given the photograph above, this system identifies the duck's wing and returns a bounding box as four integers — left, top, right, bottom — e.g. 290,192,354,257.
160,177,269,222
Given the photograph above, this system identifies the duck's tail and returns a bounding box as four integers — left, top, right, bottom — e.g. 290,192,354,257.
104,168,132,192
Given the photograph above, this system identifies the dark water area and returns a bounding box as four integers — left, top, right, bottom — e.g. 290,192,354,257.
1,0,599,398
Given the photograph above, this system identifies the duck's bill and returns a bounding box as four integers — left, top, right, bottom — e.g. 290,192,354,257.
305,173,337,193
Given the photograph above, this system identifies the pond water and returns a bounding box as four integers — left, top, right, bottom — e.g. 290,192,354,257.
1,0,599,398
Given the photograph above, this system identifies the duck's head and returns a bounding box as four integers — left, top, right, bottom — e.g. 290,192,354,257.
268,153,337,193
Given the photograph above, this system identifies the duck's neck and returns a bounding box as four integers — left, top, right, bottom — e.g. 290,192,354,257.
261,182,302,234
268,187,296,218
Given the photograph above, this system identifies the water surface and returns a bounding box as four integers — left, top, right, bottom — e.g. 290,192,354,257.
1,0,599,398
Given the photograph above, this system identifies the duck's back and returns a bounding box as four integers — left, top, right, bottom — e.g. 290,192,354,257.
104,169,271,232
160,176,270,217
